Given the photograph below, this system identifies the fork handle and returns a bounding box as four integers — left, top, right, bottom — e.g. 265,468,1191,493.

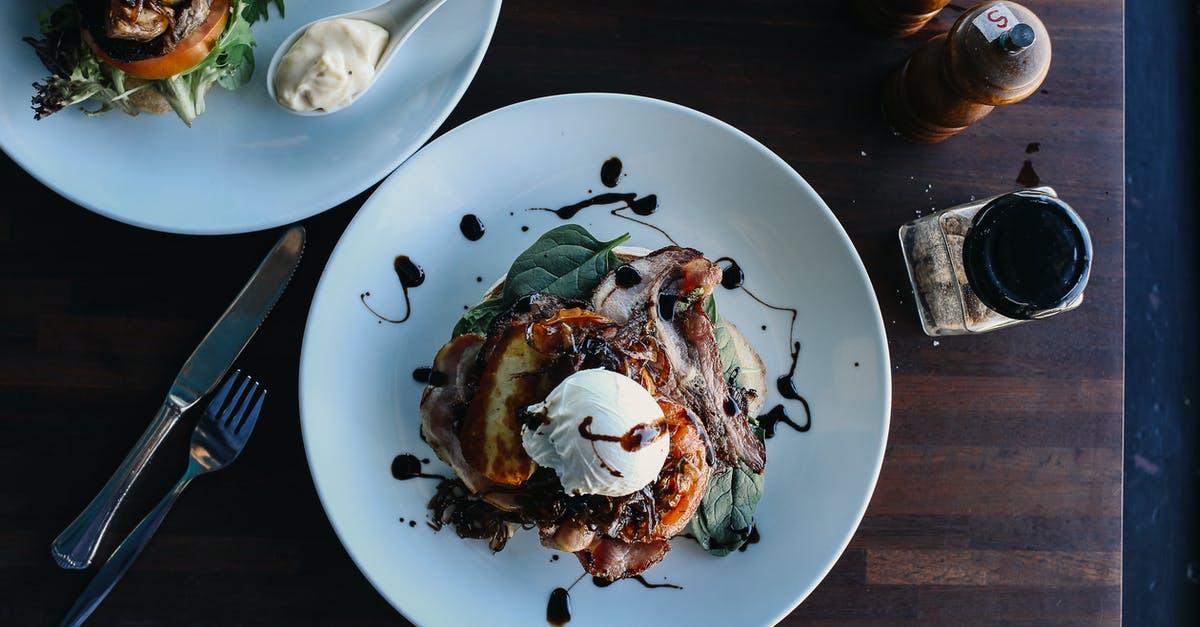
51,401,184,569
60,471,195,627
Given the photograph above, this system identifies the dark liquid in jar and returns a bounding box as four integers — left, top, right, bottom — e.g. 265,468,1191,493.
963,193,1090,319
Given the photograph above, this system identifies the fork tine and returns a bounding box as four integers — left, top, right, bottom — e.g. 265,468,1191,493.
207,370,241,419
234,389,266,437
226,381,259,431
218,376,253,427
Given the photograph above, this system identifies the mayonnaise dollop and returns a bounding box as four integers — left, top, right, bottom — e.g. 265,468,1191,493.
521,369,669,497
273,18,389,113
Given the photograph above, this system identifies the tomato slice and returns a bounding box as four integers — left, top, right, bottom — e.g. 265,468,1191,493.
83,0,230,80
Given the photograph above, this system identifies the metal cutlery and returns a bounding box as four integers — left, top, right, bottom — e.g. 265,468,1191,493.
51,225,303,570
59,371,266,627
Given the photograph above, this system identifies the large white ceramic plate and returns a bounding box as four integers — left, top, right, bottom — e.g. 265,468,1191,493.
0,0,500,234
300,93,891,627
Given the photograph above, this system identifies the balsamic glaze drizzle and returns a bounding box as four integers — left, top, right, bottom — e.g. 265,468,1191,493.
760,403,811,438
578,415,668,453
361,256,425,323
591,575,682,589
737,525,762,551
714,257,812,436
513,160,816,446
532,193,677,245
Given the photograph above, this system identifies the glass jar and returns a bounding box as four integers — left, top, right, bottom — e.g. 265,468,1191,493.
899,188,1092,335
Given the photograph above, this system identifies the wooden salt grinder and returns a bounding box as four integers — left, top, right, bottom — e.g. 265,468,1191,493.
854,0,954,37
883,1,1051,143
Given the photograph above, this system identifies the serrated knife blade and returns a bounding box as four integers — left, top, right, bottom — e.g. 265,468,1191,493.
51,225,305,569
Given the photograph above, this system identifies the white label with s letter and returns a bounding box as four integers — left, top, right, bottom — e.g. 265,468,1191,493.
973,4,1019,42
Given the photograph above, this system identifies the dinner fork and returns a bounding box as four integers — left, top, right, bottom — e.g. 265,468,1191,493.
60,371,267,627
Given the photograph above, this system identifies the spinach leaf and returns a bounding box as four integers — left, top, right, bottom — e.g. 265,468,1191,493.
452,297,506,337
502,226,630,305
690,462,764,556
705,295,765,392
451,226,629,338
692,295,766,555
705,296,743,387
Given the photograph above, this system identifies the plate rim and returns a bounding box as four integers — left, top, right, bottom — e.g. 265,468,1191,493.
298,91,893,626
0,0,503,236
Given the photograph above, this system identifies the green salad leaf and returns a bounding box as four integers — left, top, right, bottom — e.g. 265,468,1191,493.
242,0,286,23
501,226,630,305
692,294,766,555
690,461,764,556
452,297,506,338
452,226,630,338
23,5,137,120
24,0,285,126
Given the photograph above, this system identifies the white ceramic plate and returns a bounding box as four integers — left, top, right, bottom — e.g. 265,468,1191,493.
0,0,501,234
300,93,891,627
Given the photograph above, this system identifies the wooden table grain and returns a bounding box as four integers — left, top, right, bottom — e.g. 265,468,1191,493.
0,1,1123,625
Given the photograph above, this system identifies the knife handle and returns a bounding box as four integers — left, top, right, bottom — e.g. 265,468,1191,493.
51,401,184,569
59,471,195,627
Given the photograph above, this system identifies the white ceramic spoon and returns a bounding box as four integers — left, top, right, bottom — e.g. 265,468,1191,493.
266,0,450,116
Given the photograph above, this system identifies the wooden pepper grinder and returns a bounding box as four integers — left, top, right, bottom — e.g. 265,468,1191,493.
854,0,954,37
883,1,1051,143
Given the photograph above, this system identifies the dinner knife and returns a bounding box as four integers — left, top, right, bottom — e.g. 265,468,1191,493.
50,225,305,570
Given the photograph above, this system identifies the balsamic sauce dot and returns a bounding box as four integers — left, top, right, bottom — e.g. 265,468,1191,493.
615,264,641,288
547,588,571,626
600,157,623,188
393,256,425,288
1017,159,1041,187
459,214,485,241
521,226,530,232
413,367,447,386
657,294,679,321
391,454,422,480
716,257,744,290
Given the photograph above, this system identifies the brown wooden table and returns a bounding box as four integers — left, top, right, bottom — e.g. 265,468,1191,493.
0,1,1123,624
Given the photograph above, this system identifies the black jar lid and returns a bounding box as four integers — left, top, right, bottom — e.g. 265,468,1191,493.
962,191,1092,320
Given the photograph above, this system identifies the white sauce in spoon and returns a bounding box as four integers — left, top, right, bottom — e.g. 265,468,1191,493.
273,18,389,113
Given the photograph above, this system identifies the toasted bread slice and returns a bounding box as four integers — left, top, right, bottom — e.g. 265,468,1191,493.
459,321,545,485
